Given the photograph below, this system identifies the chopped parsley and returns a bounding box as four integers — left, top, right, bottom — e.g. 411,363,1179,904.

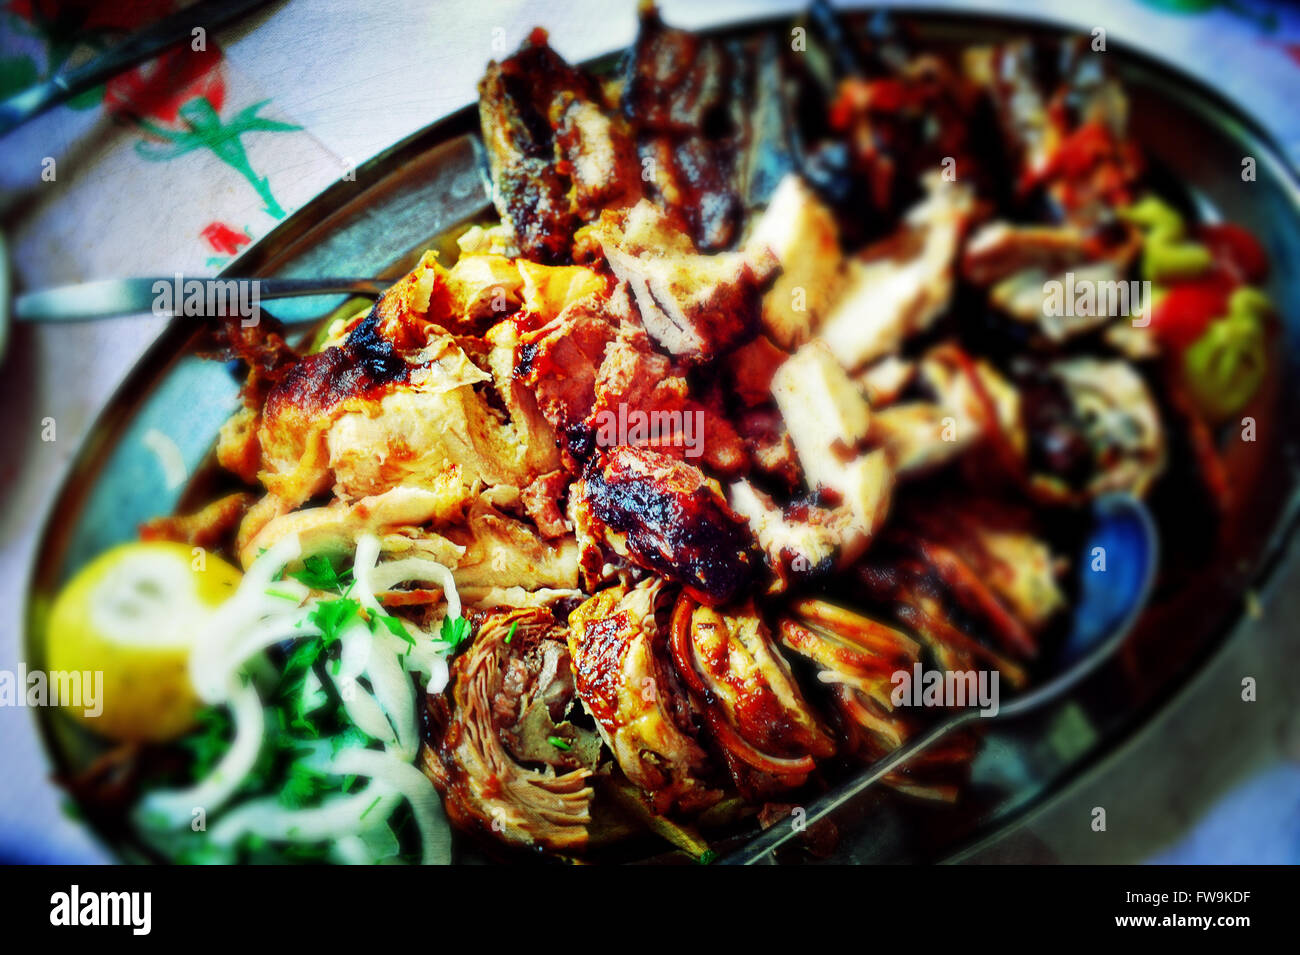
439,614,471,650
289,554,353,592
279,761,333,809
308,597,361,647
360,795,383,820
371,612,414,647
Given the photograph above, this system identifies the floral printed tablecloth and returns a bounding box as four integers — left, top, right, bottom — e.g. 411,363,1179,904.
1,0,1297,863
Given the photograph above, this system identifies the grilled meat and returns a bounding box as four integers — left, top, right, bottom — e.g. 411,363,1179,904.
255,258,562,508
622,7,746,250
572,446,761,606
515,276,749,475
593,199,777,362
177,4,1239,861
479,29,641,262
670,594,834,797
422,607,599,851
567,580,721,813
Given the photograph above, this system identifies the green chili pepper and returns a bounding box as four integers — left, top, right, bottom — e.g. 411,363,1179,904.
1145,240,1213,283
1182,288,1270,422
1120,195,1187,238
1120,195,1213,283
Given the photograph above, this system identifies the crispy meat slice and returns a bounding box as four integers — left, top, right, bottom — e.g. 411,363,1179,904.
567,580,721,813
522,469,570,539
554,96,643,220
622,8,744,250
259,302,558,507
237,485,468,570
901,498,1066,641
670,594,834,798
478,31,589,262
817,174,973,371
515,279,748,475
422,606,598,851
479,29,640,262
515,287,624,463
964,38,1142,226
197,313,298,410
744,174,845,349
140,492,255,549
599,212,776,362
728,478,880,592
587,319,749,477
442,492,580,591
572,446,761,606
734,407,801,491
217,406,262,486
776,598,967,800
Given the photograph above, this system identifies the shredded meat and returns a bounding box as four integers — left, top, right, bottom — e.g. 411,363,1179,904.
423,607,598,851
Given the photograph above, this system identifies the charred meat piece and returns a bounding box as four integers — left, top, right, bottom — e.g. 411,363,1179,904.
515,290,623,464
587,318,748,477
260,311,558,508
572,446,761,605
728,478,884,592
856,496,1066,685
140,492,256,550
1013,356,1166,503
964,38,1142,226
670,594,834,797
902,499,1066,639
422,607,599,852
480,29,640,261
826,54,981,227
522,469,571,539
622,8,745,250
514,279,748,474
817,174,973,372
567,580,721,813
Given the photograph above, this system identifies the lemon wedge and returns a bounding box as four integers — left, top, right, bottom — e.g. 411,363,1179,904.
46,541,242,742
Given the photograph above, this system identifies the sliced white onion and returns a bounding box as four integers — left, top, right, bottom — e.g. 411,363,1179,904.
209,786,401,847
368,556,462,619
350,534,383,613
366,633,418,761
405,643,450,695
358,819,402,862
335,615,374,687
192,617,322,703
331,835,374,865
329,671,398,747
330,748,449,865
137,677,264,828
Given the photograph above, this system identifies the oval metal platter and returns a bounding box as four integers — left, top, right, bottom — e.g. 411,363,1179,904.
23,9,1300,865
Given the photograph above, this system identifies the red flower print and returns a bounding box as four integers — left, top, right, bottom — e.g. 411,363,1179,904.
201,222,251,256
103,44,226,128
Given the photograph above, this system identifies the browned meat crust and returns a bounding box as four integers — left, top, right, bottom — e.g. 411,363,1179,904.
622,8,745,250
479,29,641,262
572,446,760,606
567,580,720,814
139,492,256,549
